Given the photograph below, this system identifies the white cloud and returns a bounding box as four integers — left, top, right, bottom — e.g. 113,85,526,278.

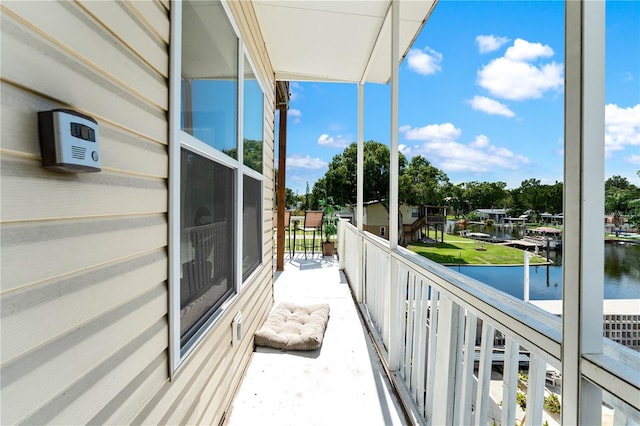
406,46,443,75
401,122,462,142
289,108,302,124
504,38,554,62
605,103,640,154
478,58,563,100
621,72,634,82
468,96,516,117
399,144,412,156
626,154,640,165
477,38,563,101
401,125,529,173
476,35,510,53
317,133,351,148
289,82,303,102
422,139,529,173
470,134,490,148
286,155,327,169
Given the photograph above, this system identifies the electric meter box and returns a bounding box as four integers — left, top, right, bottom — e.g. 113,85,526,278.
38,109,101,173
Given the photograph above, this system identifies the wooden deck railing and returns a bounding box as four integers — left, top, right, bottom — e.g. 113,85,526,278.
338,220,640,425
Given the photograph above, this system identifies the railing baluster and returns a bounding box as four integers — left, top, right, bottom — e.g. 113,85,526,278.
474,321,495,426
414,276,428,413
501,337,519,426
404,269,415,384
452,304,466,426
424,288,440,422
459,311,478,425
431,295,461,425
525,353,546,426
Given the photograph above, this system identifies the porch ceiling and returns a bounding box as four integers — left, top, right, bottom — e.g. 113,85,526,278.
253,0,438,84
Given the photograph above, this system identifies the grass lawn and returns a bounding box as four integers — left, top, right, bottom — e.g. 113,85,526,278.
408,234,548,265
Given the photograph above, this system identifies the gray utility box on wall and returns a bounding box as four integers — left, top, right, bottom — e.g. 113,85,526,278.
38,109,101,173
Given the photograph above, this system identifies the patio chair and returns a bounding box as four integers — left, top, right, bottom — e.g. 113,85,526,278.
300,211,323,259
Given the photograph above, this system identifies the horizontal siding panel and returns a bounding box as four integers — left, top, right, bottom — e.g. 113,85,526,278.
191,268,273,425
0,85,168,178
100,125,168,178
155,320,235,424
0,156,166,223
1,250,167,362
76,0,168,77
179,341,232,425
1,214,167,292
130,1,170,44
137,264,273,424
0,15,167,144
38,321,167,425
158,0,169,12
2,1,168,110
1,286,167,425
88,351,169,425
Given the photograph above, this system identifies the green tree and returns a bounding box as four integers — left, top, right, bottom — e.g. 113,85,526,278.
605,175,640,229
442,182,465,216
459,181,509,212
399,155,450,206
314,141,409,206
285,188,296,208
224,139,263,172
605,175,631,191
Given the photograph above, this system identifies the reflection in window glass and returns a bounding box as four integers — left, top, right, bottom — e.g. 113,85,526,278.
181,0,238,156
243,175,262,280
243,56,264,172
180,149,235,350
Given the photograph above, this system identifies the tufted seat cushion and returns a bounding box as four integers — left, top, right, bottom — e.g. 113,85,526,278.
254,302,330,351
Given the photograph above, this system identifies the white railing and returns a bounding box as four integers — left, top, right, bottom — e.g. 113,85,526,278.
181,221,227,306
338,220,640,425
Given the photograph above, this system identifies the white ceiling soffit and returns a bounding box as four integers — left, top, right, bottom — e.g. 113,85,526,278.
253,0,438,84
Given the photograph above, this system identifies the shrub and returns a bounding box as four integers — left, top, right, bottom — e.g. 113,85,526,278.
544,393,561,414
516,391,527,410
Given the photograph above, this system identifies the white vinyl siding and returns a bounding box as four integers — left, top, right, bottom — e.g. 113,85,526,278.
0,0,275,424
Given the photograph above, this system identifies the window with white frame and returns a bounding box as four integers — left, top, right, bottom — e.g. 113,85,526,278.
380,226,386,237
173,0,265,360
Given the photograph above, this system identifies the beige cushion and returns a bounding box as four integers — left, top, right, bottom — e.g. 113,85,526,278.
254,302,330,351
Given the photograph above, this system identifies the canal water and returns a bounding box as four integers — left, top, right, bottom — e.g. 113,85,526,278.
445,222,640,300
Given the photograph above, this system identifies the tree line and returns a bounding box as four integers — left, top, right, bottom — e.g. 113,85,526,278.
285,141,639,228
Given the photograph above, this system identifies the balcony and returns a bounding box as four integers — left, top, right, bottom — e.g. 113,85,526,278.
230,221,640,425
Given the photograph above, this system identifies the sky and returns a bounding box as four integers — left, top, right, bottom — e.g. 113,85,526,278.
277,0,640,196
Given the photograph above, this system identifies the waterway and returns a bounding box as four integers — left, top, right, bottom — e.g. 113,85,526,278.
449,238,640,300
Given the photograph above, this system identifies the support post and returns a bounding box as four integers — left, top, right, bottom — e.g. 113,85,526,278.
562,1,605,423
389,0,399,251
357,83,364,233
386,0,402,373
356,83,365,302
276,82,289,271
524,251,530,303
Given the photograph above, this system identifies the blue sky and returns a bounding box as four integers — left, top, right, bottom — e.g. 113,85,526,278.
279,0,640,195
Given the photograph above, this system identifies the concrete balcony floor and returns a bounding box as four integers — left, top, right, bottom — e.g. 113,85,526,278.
227,254,406,425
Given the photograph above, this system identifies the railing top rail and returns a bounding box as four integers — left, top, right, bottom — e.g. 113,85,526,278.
344,220,563,365
340,220,640,414
392,245,563,365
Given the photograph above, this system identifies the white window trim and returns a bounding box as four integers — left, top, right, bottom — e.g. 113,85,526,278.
168,0,268,376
